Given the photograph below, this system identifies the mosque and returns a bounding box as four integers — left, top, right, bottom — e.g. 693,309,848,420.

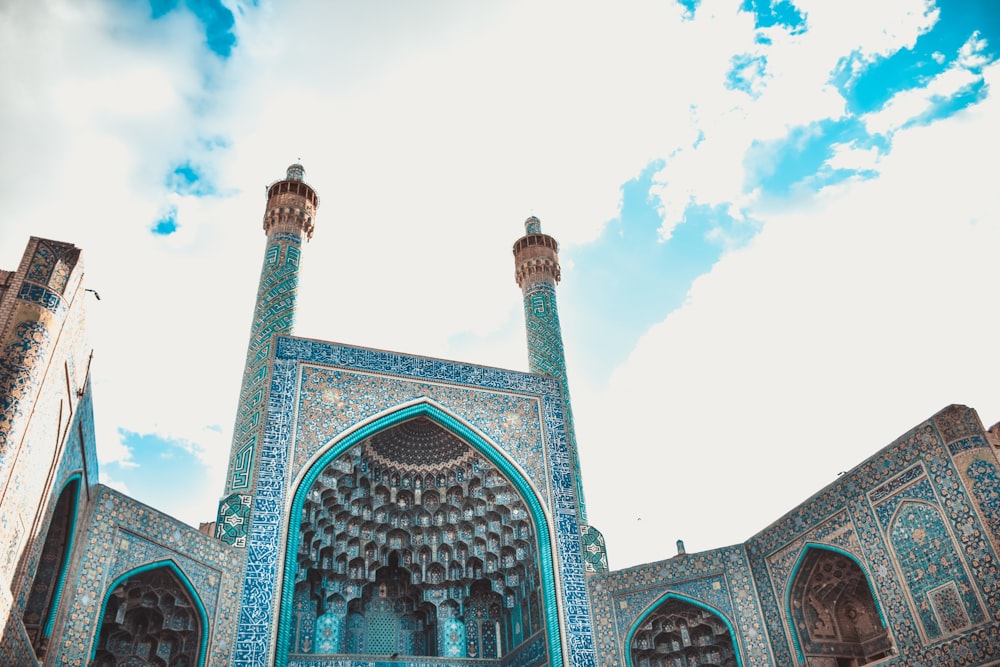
1,164,999,667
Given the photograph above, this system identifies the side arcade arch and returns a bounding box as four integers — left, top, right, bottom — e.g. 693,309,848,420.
21,474,81,658
626,593,742,667
90,559,209,667
785,544,892,666
276,400,564,666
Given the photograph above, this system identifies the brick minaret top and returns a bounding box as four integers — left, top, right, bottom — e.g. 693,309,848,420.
513,215,561,289
263,163,319,239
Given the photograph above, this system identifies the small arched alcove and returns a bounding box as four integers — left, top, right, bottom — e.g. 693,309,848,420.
91,560,208,667
278,401,560,665
22,475,81,658
628,594,740,667
787,545,892,666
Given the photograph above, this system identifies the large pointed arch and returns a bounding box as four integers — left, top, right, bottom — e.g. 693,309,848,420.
625,592,742,667
785,544,892,666
276,399,564,666
89,559,209,667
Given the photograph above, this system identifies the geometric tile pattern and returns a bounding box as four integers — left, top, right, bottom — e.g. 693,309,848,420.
314,613,341,653
222,164,318,550
0,319,51,528
20,476,78,654
0,237,95,667
740,406,1000,667
1,299,96,666
963,455,1000,563
10,380,100,644
9,225,1000,667
90,565,203,667
278,405,554,664
0,238,80,485
294,366,550,506
765,510,866,614
464,580,503,659
289,420,543,659
24,239,79,292
581,524,609,574
225,231,303,497
232,356,297,667
514,218,587,524
629,594,738,666
231,336,596,667
15,421,92,642
442,616,465,657
521,281,588,524
50,487,243,667
786,547,892,664
588,544,773,667
888,499,984,639
216,493,253,548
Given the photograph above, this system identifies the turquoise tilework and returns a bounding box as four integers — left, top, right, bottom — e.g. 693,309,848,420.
230,336,596,667
227,232,303,494
965,456,1000,561
51,487,243,667
221,229,305,548
293,367,549,506
522,282,587,524
581,525,608,574
745,408,1000,666
587,546,772,667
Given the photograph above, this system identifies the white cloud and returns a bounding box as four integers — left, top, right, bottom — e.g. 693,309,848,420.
98,471,131,496
577,59,1000,567
826,143,881,172
797,0,939,75
1,0,995,566
648,0,940,239
863,40,988,135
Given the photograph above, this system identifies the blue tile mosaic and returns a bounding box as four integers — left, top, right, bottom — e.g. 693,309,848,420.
230,337,596,667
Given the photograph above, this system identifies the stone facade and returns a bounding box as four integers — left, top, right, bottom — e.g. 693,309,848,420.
1,167,998,667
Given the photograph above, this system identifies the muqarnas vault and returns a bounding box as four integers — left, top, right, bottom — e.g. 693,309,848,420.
2,164,999,667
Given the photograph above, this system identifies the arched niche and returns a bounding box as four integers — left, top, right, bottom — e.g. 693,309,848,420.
277,401,560,665
627,594,740,667
787,545,892,666
90,560,208,667
888,500,985,639
22,475,81,658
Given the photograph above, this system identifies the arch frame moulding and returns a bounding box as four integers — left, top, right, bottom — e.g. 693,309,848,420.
277,399,561,664
40,473,82,644
89,558,210,667
624,591,745,667
229,335,597,667
783,542,891,665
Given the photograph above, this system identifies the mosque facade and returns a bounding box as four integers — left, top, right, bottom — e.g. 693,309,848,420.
1,165,999,667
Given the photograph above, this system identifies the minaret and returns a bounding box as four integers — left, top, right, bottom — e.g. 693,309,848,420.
513,216,588,522
217,163,319,547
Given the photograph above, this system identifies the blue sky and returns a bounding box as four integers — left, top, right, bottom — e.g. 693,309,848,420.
1,0,998,568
